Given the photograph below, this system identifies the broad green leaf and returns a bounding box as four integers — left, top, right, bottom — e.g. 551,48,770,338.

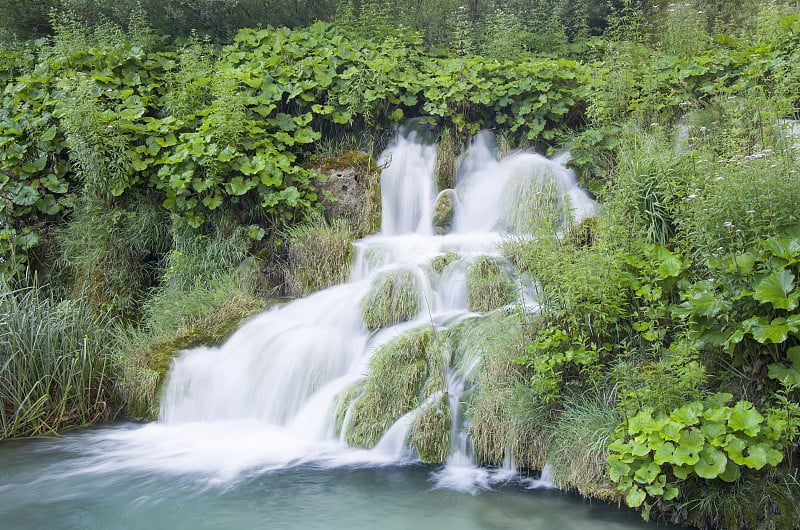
633,461,661,485
625,487,646,508
718,460,741,482
742,442,783,470
229,176,253,196
727,401,763,436
694,446,727,479
753,269,798,310
13,185,40,205
671,402,703,426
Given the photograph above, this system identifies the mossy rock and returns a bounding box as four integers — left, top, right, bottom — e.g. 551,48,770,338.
430,252,460,274
432,189,457,235
361,268,422,329
465,256,515,312
334,383,364,435
411,397,451,463
123,292,267,421
345,329,433,448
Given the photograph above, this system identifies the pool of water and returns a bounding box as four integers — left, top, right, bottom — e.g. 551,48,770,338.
0,424,675,530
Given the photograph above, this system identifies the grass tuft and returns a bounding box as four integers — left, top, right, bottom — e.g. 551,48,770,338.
284,211,354,298
360,268,422,329
465,256,515,312
0,284,117,438
345,328,433,448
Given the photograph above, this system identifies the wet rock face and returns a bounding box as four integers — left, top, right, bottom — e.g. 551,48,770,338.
319,166,366,224
316,152,381,236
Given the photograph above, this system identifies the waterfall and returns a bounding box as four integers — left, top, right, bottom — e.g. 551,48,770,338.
112,127,594,486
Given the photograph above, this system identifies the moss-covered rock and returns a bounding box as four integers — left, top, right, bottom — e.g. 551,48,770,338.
430,252,460,274
360,268,422,329
465,256,515,312
432,189,457,235
345,328,433,448
411,397,451,463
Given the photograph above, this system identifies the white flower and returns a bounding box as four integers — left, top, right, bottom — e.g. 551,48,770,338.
715,176,724,181
724,221,734,228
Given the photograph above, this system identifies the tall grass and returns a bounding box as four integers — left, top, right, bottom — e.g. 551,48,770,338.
0,284,117,438
283,211,354,298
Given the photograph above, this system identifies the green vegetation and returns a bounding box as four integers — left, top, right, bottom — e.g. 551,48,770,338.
360,269,422,329
284,212,354,297
344,328,433,448
2,1,800,526
1,283,117,437
465,256,515,312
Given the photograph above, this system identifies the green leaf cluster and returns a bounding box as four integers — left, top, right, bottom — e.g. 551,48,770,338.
608,393,790,515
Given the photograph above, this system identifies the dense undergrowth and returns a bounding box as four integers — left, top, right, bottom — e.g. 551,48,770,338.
2,1,800,528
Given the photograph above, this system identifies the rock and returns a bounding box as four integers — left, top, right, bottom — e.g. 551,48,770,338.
432,189,457,235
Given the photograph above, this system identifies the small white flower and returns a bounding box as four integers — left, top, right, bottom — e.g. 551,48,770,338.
687,193,697,199
724,221,734,228
715,176,724,181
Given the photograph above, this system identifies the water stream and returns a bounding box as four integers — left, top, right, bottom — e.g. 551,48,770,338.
0,128,669,528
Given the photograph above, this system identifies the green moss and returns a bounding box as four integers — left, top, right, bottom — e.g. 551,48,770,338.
465,256,515,312
432,189,456,235
430,252,460,274
360,268,422,329
345,329,433,448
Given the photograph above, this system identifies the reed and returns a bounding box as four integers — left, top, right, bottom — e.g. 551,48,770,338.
0,284,117,438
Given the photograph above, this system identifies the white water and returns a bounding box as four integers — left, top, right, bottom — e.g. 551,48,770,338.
91,128,594,490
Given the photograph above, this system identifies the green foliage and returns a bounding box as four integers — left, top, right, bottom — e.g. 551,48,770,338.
548,389,622,501
607,393,797,517
673,228,800,379
360,268,422,329
0,284,117,438
465,256,515,312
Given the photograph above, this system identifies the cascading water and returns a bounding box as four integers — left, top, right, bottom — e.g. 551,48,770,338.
79,126,595,487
